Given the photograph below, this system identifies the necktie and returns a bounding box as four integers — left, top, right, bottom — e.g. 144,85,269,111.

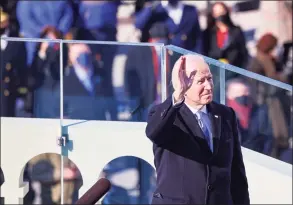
197,112,213,152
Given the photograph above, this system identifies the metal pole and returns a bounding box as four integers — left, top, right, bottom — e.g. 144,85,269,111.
160,45,167,102
220,68,226,105
59,40,64,205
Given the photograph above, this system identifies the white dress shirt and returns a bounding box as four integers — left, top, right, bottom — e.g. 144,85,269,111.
161,1,184,25
1,29,9,50
73,64,94,94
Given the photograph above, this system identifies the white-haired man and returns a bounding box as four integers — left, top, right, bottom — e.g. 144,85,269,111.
145,54,250,204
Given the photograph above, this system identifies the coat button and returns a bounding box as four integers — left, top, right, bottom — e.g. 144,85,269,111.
207,184,213,191
4,77,10,83
153,193,162,198
4,89,9,96
181,34,187,41
6,63,11,71
161,109,166,117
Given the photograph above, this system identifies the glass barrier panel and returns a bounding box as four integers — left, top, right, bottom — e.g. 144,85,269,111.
61,41,163,204
165,49,221,103
1,37,61,202
225,70,293,161
62,42,164,123
0,37,63,204
1,38,61,119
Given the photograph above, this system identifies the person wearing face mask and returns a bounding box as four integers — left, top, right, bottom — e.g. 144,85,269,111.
63,42,117,121
25,26,66,118
1,7,28,117
226,78,273,155
202,2,248,79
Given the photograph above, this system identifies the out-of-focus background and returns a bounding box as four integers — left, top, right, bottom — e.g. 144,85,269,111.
0,0,292,204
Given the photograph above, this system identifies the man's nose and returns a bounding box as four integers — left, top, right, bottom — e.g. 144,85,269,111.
204,80,213,90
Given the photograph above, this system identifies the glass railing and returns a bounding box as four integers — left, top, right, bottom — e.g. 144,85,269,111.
1,37,292,204
61,40,165,124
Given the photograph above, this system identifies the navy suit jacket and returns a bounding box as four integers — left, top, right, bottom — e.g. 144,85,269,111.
145,97,250,204
135,3,202,52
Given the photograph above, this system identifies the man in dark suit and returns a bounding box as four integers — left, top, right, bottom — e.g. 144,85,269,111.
1,8,27,117
145,55,250,204
63,43,117,121
134,0,202,53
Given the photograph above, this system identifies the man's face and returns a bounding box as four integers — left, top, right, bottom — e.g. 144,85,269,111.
227,82,250,100
69,43,91,65
184,57,214,105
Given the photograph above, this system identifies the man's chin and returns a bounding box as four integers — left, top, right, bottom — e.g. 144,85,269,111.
202,95,213,104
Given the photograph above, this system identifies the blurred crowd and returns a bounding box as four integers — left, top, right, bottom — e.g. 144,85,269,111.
0,0,292,204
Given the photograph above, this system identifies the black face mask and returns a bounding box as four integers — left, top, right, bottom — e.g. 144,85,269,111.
215,14,231,25
168,0,179,6
235,96,252,106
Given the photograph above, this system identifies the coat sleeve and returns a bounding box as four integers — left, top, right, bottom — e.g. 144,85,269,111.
58,2,74,34
145,96,183,145
230,108,250,205
134,6,153,30
16,1,43,36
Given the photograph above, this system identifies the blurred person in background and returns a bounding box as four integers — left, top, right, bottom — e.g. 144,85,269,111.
1,7,28,117
75,0,120,103
248,33,289,83
63,34,118,120
0,0,19,33
279,136,292,164
202,2,248,80
25,26,65,118
134,0,202,53
248,33,291,161
101,156,155,204
75,0,120,43
278,41,292,85
226,78,273,154
16,0,73,65
27,153,81,204
124,22,170,121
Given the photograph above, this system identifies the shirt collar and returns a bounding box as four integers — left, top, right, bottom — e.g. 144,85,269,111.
184,103,207,118
73,63,93,82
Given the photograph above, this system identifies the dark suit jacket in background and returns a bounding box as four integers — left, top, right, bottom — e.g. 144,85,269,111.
124,46,156,109
145,97,250,205
1,29,27,117
202,25,248,79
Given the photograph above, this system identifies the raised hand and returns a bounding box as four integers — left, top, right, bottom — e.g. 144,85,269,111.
173,56,196,102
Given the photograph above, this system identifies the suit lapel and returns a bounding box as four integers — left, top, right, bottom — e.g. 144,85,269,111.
207,103,222,155
178,104,206,140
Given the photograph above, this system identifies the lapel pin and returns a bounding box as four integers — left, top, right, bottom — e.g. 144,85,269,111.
214,115,218,118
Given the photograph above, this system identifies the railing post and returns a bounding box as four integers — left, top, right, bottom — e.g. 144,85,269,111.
161,45,167,102
220,67,226,105
59,39,64,205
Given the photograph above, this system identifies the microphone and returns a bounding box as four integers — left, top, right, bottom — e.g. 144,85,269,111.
75,178,111,204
